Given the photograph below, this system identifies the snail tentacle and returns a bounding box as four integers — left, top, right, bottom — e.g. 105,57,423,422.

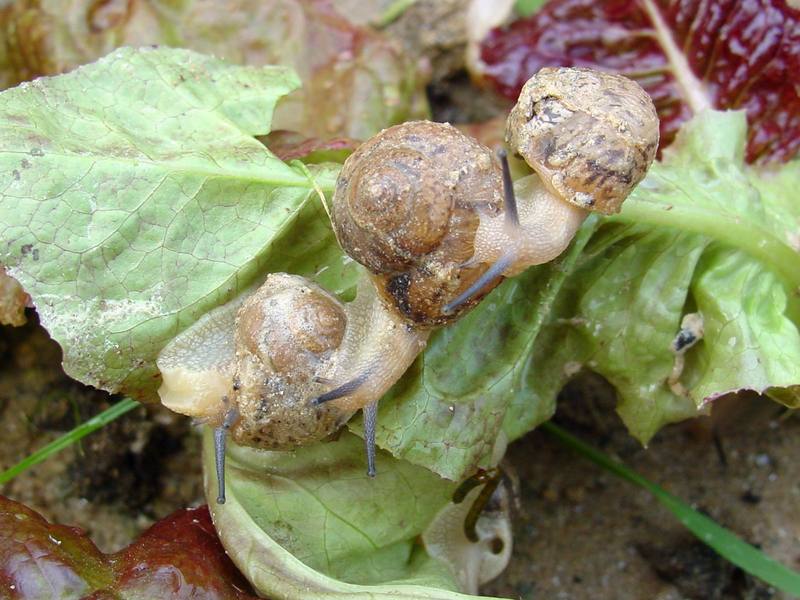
442,252,516,316
312,371,371,405
498,150,519,227
214,405,240,504
364,401,378,478
443,150,522,315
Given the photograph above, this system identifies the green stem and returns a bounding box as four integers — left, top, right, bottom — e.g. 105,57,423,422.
610,201,800,294
376,0,419,27
304,169,337,194
0,398,139,485
542,421,800,596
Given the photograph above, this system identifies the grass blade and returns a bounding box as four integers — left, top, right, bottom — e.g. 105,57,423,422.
0,397,139,485
542,421,800,596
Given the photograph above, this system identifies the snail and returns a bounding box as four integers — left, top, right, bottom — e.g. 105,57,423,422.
156,272,427,502
155,66,659,503
455,66,660,312
330,68,658,325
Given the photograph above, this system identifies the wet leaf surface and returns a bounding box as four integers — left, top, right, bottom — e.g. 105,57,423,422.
0,47,345,400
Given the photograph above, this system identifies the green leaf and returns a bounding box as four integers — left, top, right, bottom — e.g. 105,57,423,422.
526,110,800,443
0,0,426,139
203,429,509,600
0,398,140,485
0,46,340,400
515,0,548,17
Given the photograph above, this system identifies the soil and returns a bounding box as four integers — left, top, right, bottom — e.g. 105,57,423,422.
1,317,797,599
0,315,204,553
482,376,799,600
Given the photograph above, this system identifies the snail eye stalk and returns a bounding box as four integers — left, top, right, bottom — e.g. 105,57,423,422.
312,376,379,478
312,371,369,405
363,401,378,478
442,253,515,316
498,150,519,227
442,150,520,316
442,150,519,315
214,406,239,504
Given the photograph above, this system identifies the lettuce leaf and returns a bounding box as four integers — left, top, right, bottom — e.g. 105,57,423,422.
202,429,511,599
476,0,800,163
0,47,348,399
214,431,455,585
0,0,424,140
0,494,260,599
522,110,800,442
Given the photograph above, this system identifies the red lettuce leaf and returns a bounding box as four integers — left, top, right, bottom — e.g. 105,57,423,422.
263,130,360,163
478,0,800,163
0,495,258,599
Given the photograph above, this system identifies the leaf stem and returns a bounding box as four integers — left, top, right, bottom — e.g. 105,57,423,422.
639,0,711,114
0,398,139,485
611,201,800,293
542,421,800,596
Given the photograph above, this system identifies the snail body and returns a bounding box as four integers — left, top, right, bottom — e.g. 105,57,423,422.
469,174,587,277
156,66,659,497
157,273,354,450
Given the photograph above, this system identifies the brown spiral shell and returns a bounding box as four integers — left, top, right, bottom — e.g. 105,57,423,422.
505,67,659,215
229,273,352,449
331,121,504,327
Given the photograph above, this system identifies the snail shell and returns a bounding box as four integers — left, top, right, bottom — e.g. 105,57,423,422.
331,121,504,327
505,67,659,214
229,273,353,449
156,273,355,449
